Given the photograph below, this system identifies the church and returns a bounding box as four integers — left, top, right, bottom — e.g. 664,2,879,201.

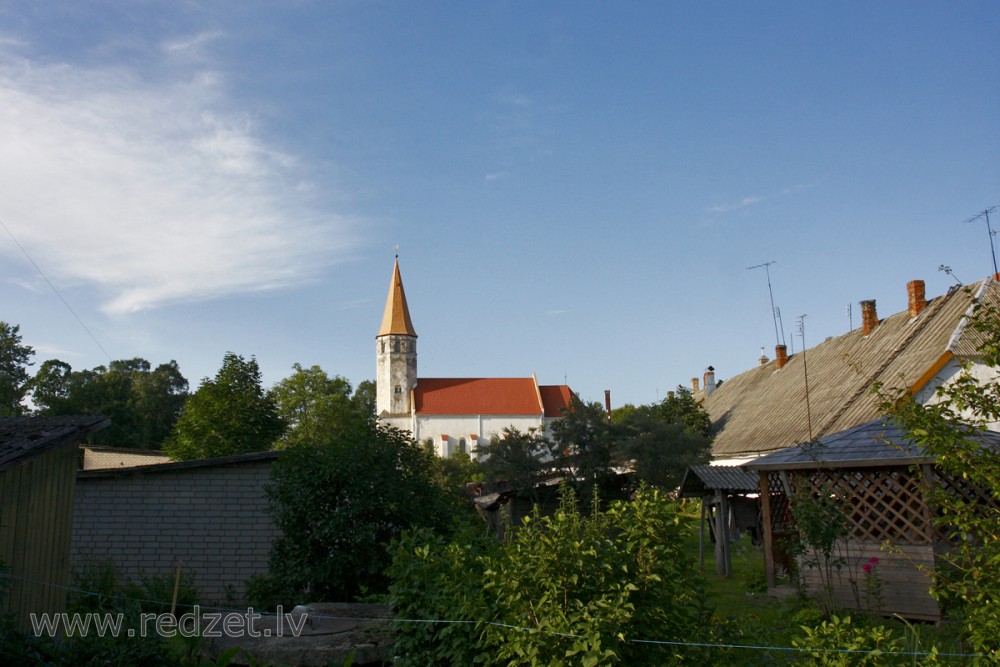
376,259,573,458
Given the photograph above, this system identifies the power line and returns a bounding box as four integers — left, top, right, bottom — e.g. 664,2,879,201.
0,218,113,362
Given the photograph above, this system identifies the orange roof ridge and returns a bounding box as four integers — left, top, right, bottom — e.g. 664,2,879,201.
377,259,417,337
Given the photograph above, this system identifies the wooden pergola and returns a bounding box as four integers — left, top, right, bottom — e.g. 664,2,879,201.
749,418,1000,620
679,465,759,577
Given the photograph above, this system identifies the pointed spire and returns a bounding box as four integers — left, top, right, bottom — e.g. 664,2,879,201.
377,259,417,337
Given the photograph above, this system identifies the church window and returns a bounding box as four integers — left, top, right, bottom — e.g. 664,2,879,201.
459,438,467,454
394,385,402,394
393,340,399,352
380,340,385,353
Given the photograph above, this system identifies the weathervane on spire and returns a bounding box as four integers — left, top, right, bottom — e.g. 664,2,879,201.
394,244,399,259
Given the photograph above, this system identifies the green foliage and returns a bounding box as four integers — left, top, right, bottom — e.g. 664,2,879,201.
264,422,453,603
479,426,549,494
33,357,189,449
552,389,713,491
167,353,283,460
0,321,34,417
880,298,1000,656
389,485,707,666
791,615,906,667
786,486,850,616
270,363,367,448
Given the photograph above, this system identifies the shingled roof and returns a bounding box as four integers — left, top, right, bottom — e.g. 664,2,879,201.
0,416,110,472
706,277,999,459
749,417,1000,470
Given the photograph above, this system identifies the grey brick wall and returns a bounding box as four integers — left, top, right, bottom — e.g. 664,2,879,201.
71,458,280,605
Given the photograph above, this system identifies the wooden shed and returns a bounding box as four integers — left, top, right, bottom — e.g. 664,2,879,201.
678,465,760,577
749,418,1000,621
0,416,109,631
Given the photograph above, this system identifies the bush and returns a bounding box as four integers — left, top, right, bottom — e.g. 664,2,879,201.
389,484,708,666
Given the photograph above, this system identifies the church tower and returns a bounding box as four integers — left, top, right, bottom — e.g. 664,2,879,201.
376,259,417,418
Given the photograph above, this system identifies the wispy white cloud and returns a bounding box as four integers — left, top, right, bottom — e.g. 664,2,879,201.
546,309,568,316
0,41,357,315
484,171,509,183
706,195,764,214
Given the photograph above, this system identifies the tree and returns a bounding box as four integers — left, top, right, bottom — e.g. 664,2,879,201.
0,322,34,417
652,386,713,438
166,353,284,460
260,422,453,603
269,364,362,448
549,396,616,485
351,379,376,421
32,357,188,449
880,299,1000,655
479,426,549,495
617,407,712,489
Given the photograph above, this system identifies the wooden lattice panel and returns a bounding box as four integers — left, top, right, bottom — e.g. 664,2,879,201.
932,470,1000,542
778,467,933,544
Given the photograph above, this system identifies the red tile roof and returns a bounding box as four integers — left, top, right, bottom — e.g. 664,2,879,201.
539,385,573,417
413,378,572,416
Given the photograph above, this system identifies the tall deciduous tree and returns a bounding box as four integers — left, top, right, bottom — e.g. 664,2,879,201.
270,363,358,448
167,353,284,460
32,357,188,449
479,426,549,495
0,322,34,417
260,422,452,603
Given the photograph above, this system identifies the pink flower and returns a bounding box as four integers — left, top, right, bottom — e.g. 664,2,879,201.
863,563,872,574
869,557,879,564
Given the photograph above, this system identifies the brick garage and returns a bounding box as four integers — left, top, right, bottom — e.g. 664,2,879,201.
71,451,280,605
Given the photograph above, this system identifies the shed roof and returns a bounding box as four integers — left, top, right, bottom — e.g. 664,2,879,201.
679,465,759,497
0,416,110,472
748,417,1000,470
706,278,999,458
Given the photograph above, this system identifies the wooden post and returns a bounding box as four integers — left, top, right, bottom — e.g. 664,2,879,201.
699,498,706,571
721,492,732,578
714,490,726,576
170,559,182,617
759,472,776,588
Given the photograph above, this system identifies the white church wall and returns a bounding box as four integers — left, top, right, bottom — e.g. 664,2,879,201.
412,414,548,458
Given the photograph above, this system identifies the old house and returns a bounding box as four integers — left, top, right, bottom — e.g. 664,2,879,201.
704,277,1000,465
0,416,109,631
376,259,573,457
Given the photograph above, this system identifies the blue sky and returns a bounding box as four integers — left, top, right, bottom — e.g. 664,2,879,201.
1,2,998,408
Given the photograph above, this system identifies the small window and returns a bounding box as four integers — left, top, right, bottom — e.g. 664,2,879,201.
394,385,402,394
459,438,467,454
380,340,385,353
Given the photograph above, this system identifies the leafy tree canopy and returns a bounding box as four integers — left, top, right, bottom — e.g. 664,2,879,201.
31,356,188,449
260,422,454,604
166,353,283,460
479,426,549,494
0,322,34,417
269,363,365,448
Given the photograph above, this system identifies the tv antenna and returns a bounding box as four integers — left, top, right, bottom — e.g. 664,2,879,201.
747,261,785,347
796,314,813,440
963,206,998,276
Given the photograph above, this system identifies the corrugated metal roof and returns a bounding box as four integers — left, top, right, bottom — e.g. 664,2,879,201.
749,417,1000,470
679,464,759,497
707,279,999,457
0,416,110,472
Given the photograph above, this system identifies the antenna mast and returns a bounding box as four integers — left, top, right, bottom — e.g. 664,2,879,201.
747,261,785,348
964,206,999,276
797,314,813,441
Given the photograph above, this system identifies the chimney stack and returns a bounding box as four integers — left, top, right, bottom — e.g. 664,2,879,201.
861,300,879,336
691,377,700,393
604,389,612,424
775,344,789,369
703,367,716,397
907,280,927,318
758,347,770,366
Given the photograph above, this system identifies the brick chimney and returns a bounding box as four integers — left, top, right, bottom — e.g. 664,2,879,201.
758,347,770,366
775,344,789,369
907,280,927,318
691,377,700,393
861,300,879,336
703,367,716,397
